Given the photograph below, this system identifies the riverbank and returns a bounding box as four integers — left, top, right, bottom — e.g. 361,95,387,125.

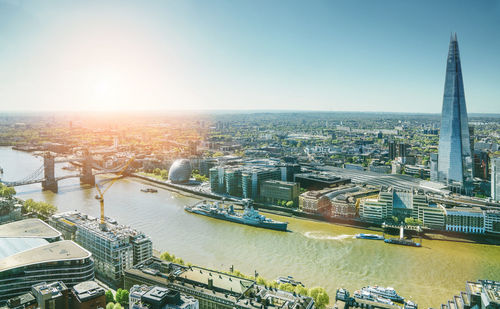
130,173,500,246
4,144,500,309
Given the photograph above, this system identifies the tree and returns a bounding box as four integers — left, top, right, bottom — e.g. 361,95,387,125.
160,251,174,262
106,303,115,309
160,169,169,180
285,201,294,208
115,289,124,305
213,151,224,158
23,199,57,217
115,289,129,306
118,290,128,305
105,290,115,303
294,285,308,296
278,283,295,293
308,287,329,309
0,185,16,198
113,304,123,309
153,168,161,175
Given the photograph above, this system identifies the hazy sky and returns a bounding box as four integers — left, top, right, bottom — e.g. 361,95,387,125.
1,0,499,113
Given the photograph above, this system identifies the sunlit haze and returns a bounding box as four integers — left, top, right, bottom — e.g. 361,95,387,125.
1,0,499,112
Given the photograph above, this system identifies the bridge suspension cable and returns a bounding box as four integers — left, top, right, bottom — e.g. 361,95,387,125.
0,164,45,186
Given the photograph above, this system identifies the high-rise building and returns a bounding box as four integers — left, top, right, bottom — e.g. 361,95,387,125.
492,157,500,202
436,33,474,193
50,212,152,286
0,219,94,300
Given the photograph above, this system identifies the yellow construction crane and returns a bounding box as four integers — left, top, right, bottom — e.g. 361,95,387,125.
95,156,135,230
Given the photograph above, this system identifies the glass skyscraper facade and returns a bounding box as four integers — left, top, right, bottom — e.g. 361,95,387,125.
437,33,473,192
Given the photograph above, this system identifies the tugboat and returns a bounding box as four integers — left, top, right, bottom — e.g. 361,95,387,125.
185,199,288,231
355,233,384,240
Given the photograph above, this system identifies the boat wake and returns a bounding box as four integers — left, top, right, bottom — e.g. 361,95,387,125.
304,231,355,241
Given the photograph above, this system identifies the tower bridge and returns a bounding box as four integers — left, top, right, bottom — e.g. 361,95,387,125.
0,150,132,193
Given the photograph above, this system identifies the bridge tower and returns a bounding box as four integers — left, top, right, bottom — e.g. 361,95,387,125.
42,152,58,192
80,149,95,186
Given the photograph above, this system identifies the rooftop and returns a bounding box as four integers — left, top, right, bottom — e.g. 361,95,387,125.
73,281,105,301
32,281,68,298
52,211,148,242
446,207,485,216
0,218,61,240
0,240,91,272
126,258,314,309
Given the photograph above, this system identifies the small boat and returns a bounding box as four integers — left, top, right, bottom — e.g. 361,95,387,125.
276,276,304,286
355,233,384,240
141,188,158,193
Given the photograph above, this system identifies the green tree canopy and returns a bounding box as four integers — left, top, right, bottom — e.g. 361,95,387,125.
0,185,16,198
105,290,115,303
308,287,329,309
23,199,57,217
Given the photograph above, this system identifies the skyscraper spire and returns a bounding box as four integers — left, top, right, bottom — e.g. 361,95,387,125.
436,34,473,193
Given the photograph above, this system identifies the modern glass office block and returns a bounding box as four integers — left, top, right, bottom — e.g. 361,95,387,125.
437,33,473,190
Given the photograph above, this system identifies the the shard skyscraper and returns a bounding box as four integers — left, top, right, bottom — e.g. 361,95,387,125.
437,33,473,192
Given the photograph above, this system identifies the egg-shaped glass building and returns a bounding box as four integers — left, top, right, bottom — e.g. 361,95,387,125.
168,159,192,184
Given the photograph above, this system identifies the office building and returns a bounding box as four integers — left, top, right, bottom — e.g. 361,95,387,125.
0,293,37,309
129,285,199,309
436,34,474,194
473,150,489,180
71,281,106,309
0,219,94,300
430,153,439,182
169,159,192,184
416,203,446,230
294,173,350,190
50,212,152,285
388,140,397,160
485,210,500,234
279,164,301,182
359,188,445,228
299,189,333,215
210,166,281,199
0,198,22,224
124,258,314,309
440,280,499,309
492,157,500,202
31,281,70,309
444,207,485,234
225,169,243,197
260,180,300,205
398,143,408,158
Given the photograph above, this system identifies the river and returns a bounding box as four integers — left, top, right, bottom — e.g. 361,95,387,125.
1,146,499,308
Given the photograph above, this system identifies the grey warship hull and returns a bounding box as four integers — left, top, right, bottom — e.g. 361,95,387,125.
185,205,288,231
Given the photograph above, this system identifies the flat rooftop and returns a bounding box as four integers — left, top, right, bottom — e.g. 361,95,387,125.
180,265,254,294
73,281,105,301
0,218,61,240
52,211,147,242
0,240,91,272
0,237,48,260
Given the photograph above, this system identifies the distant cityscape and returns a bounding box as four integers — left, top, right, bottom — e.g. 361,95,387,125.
0,33,499,309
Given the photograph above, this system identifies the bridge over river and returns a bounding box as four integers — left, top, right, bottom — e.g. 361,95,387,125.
0,150,131,192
